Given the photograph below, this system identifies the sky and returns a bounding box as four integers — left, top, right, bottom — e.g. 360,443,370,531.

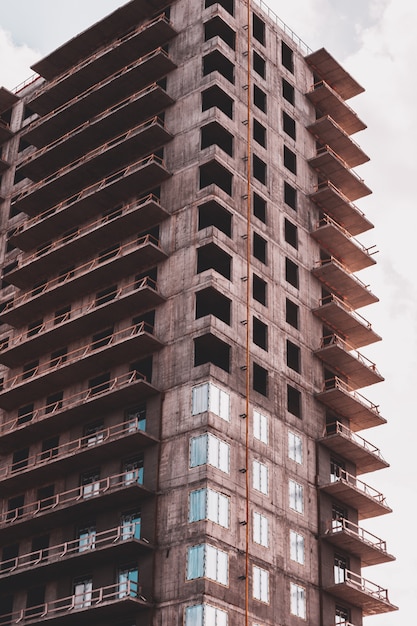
0,0,413,623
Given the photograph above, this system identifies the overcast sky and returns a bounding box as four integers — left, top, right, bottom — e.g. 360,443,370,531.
0,1,412,624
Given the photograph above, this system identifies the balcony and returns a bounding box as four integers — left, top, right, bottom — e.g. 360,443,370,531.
309,181,373,236
305,48,364,100
322,518,395,566
308,145,371,202
28,15,176,115
0,322,163,410
325,569,398,615
24,81,175,150
0,86,19,113
312,294,381,349
311,215,377,272
316,377,386,431
0,581,150,626
312,257,378,309
13,119,172,214
308,116,369,168
2,234,167,327
306,81,366,135
26,48,176,148
314,334,383,390
0,119,13,145
319,421,388,474
320,469,391,519
1,277,164,367
0,370,159,450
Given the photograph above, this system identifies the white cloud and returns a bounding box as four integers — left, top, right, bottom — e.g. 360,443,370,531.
0,28,39,91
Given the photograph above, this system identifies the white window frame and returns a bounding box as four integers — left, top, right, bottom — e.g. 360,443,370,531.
290,530,305,564
252,460,268,494
288,431,302,464
187,543,229,586
253,409,268,443
253,565,269,603
289,479,304,513
253,511,268,547
290,582,306,618
192,382,230,421
185,603,228,626
189,433,230,473
188,488,230,528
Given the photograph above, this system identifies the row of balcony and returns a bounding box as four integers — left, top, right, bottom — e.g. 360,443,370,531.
325,568,397,615
309,181,373,237
320,421,388,474
322,517,394,567
312,256,378,310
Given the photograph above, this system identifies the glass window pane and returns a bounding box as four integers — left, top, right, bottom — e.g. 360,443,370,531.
189,489,207,522
187,545,204,579
190,434,208,467
192,384,209,415
185,605,203,626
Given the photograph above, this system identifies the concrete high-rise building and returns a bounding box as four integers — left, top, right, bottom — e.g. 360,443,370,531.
0,0,397,625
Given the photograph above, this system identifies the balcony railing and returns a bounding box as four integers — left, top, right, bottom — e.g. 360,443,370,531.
312,256,378,309
307,114,369,168
309,180,373,236
306,80,366,135
328,568,397,614
323,518,394,566
321,468,391,519
0,581,148,626
0,524,150,578
322,421,388,474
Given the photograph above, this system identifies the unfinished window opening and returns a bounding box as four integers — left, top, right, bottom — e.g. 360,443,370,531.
197,243,232,279
252,274,267,306
253,232,267,264
57,266,74,283
196,287,231,324
133,310,155,331
284,145,297,174
31,535,50,560
54,305,71,325
27,318,43,337
98,245,119,264
96,285,118,306
201,121,233,156
1,260,18,289
41,436,59,461
50,347,67,368
6,229,17,253
254,85,267,113
23,105,36,120
253,13,265,45
253,51,266,78
31,280,46,296
136,267,158,287
285,219,298,249
199,160,233,196
203,50,234,84
282,78,295,105
282,41,294,73
26,586,46,618
205,0,234,15
253,317,268,351
22,360,38,380
287,384,301,417
38,485,55,510
13,167,26,185
204,16,236,49
130,356,153,381
12,448,29,472
287,340,301,372
202,85,233,119
284,181,297,210
194,333,230,372
253,362,268,396
253,192,266,223
45,391,63,413
253,154,266,185
91,327,113,350
283,111,296,140
17,403,34,425
9,200,22,219
7,495,24,520
88,372,111,395
286,298,299,329
198,200,232,237
285,257,299,288
2,544,19,571
253,119,266,148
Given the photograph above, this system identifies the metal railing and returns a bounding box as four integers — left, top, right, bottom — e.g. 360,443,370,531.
252,0,312,55
327,468,388,507
313,256,373,292
314,214,377,258
313,144,367,186
325,421,385,463
312,180,367,218
339,569,391,603
324,517,388,553
318,293,374,331
309,79,362,115
319,333,381,375
321,376,381,416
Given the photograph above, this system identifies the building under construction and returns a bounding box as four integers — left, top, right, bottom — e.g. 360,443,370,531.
0,0,397,624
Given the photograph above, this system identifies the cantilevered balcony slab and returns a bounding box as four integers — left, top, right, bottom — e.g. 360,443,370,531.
0,120,13,145
319,421,388,474
320,470,391,519
308,116,369,168
322,519,395,566
325,570,398,615
312,258,378,309
308,146,371,202
312,295,381,349
306,81,366,135
29,16,176,115
309,181,373,236
316,377,386,431
23,82,175,149
0,87,19,113
314,334,383,390
0,370,159,450
311,215,376,273
305,48,364,100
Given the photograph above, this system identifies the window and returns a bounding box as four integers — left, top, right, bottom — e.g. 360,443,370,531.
194,334,230,372
286,298,299,329
83,423,104,447
189,488,229,527
252,274,267,305
284,181,297,210
253,460,268,494
283,111,296,139
203,50,234,83
253,232,267,264
205,0,234,15
12,448,29,471
287,339,301,372
253,565,269,603
192,382,230,421
27,318,43,337
123,456,144,485
37,484,55,510
253,317,267,351
284,219,298,248
204,16,236,50
284,145,297,174
253,85,266,113
253,409,268,444
88,372,110,395
290,530,305,564
252,13,265,45
198,200,232,236
40,436,59,461
289,479,304,513
253,362,268,396
195,287,231,324
202,85,233,119
190,433,230,473
287,384,301,417
253,51,266,78
290,583,306,618
253,154,266,185
253,512,268,547
7,495,24,521
118,566,139,598
22,360,38,380
334,554,348,584
285,258,299,288
185,604,228,626
125,404,146,432
45,391,63,413
335,606,351,624
282,41,294,73
253,192,266,222
54,305,70,325
288,432,302,464
253,120,266,149
81,470,100,499
187,544,228,585
199,161,233,196
201,122,233,156
73,578,93,608
121,511,141,540
78,525,96,552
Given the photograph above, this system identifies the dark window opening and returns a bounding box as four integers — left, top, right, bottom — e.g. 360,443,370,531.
37,485,55,510
91,327,113,350
204,16,236,49
9,199,22,219
7,495,24,520
41,437,59,461
253,232,267,264
283,111,296,140
287,340,301,372
252,13,265,45
50,347,67,368
22,360,38,380
102,204,123,221
130,356,153,382
200,160,233,196
45,391,63,413
198,200,232,237
285,257,299,288
31,280,46,296
27,318,43,337
96,285,118,306
253,192,266,223
0,595,13,620
201,121,233,156
203,50,234,84
254,85,267,113
196,287,231,324
136,267,158,287
282,41,294,73
252,274,267,306
202,85,233,119
1,260,18,288
253,119,266,148
205,0,234,15
12,448,29,472
6,229,17,253
197,243,232,279
57,265,74,283
88,373,111,395
17,403,34,424
26,586,45,617
98,245,119,263
253,154,266,185
253,317,267,351
282,78,295,105
31,535,50,561
23,105,36,120
133,310,155,332
253,362,268,396
284,181,297,210
13,168,25,185
194,333,230,372
253,51,266,78
285,218,298,249
2,544,19,571
287,384,301,417
286,299,299,329
284,145,297,174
